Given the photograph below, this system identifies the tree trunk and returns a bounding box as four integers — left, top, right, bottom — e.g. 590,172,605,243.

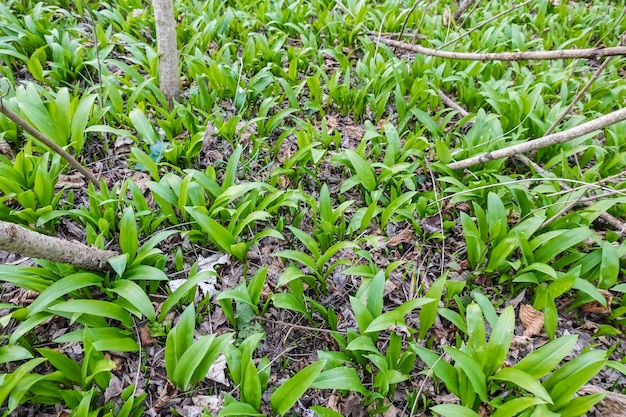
153,0,180,109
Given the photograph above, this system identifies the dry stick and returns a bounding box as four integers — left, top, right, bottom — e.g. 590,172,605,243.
447,107,626,170
439,89,470,117
452,0,477,23
0,99,101,190
441,0,533,49
543,57,613,137
515,155,626,235
373,37,626,61
0,221,118,271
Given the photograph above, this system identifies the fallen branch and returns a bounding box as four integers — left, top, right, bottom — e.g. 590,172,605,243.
0,221,117,271
372,36,626,61
447,107,626,170
452,0,477,23
516,155,626,236
0,98,101,190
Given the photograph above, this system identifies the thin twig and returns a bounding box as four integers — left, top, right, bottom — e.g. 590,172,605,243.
0,98,101,189
442,0,533,49
373,36,626,61
544,57,613,137
447,106,626,170
516,154,626,235
438,89,470,117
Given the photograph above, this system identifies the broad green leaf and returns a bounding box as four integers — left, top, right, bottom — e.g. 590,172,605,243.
241,359,262,410
555,392,605,416
444,347,488,402
122,264,168,281
430,404,481,417
491,397,546,417
36,348,82,384
492,368,552,403
309,406,344,417
110,279,156,321
130,108,159,144
28,272,102,315
466,303,486,361
311,366,369,394
270,360,326,415
599,241,619,288
173,333,232,390
120,207,138,262
484,306,515,376
344,150,376,192
274,249,317,273
514,335,577,379
218,402,265,417
0,358,46,406
224,145,243,189
49,300,133,328
92,337,140,352
0,345,33,363
365,298,434,333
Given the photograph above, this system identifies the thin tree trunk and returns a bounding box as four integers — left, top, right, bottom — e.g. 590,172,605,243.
0,221,117,271
153,0,180,109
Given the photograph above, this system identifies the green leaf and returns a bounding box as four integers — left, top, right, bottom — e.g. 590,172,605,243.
0,345,33,363
492,368,552,403
491,397,546,417
28,272,103,315
599,241,619,288
365,298,434,333
173,333,233,390
120,207,138,262
241,360,262,410
430,404,481,417
110,280,156,322
130,108,159,144
36,348,82,384
344,149,376,192
311,366,369,395
444,347,488,402
49,300,133,328
0,358,46,406
484,306,515,376
513,335,577,379
270,360,326,415
122,265,168,281
218,402,265,417
310,406,344,417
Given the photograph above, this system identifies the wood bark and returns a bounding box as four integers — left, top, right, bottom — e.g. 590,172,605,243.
373,36,626,61
0,221,117,271
153,0,180,108
447,107,626,170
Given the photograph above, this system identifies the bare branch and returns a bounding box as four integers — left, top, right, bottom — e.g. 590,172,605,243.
0,98,101,190
153,0,180,109
372,36,626,61
0,221,117,271
439,89,469,117
447,107,626,170
515,155,626,236
452,0,477,23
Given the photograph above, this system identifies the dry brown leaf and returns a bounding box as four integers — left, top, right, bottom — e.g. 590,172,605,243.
581,289,613,314
422,214,443,234
387,227,413,247
139,326,155,346
55,173,85,189
519,304,544,337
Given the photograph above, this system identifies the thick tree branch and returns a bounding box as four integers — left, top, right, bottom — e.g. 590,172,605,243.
0,98,101,190
372,36,626,61
0,221,117,271
447,107,626,170
153,0,180,109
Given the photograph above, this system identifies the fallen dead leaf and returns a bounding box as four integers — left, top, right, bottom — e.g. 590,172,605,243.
422,214,443,234
205,354,229,386
387,227,413,247
140,326,155,346
581,290,612,314
55,174,85,189
519,304,544,337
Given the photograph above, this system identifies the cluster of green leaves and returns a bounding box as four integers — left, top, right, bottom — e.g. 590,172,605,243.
0,0,625,415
